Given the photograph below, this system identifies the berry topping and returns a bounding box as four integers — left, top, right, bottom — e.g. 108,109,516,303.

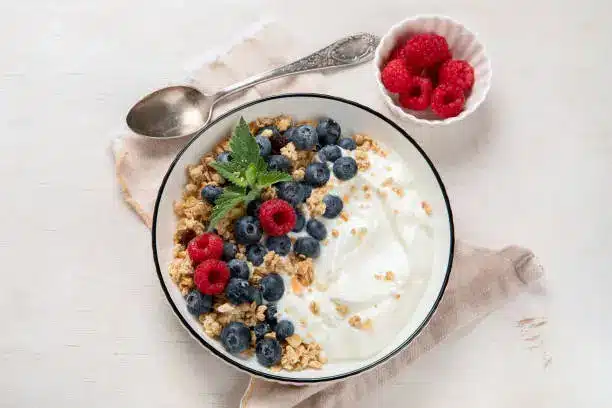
438,59,475,93
292,209,306,232
246,243,267,266
332,156,358,180
276,181,305,207
255,135,272,158
255,338,282,367
265,235,292,256
338,138,356,150
246,199,263,217
304,162,331,187
185,290,213,316
399,76,433,111
431,83,466,118
306,219,327,241
253,322,271,340
267,155,292,172
258,199,296,236
265,303,278,324
216,151,231,163
290,125,318,150
220,321,250,354
187,233,224,264
293,236,321,258
381,59,413,93
222,242,237,261
403,33,451,69
256,126,280,140
194,259,230,295
275,320,295,341
323,194,343,218
252,288,263,305
260,273,285,302
388,43,407,61
227,259,250,280
270,127,290,152
318,145,342,162
234,216,263,245
300,183,313,201
201,185,223,204
225,278,254,304
316,117,341,146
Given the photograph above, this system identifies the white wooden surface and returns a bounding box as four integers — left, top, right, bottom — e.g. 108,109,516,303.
0,0,609,406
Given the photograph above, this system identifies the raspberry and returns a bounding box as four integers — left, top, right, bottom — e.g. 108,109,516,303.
399,76,433,111
388,44,407,62
380,59,412,93
194,259,230,295
258,199,296,236
187,233,224,264
403,33,451,69
438,59,475,93
431,83,466,119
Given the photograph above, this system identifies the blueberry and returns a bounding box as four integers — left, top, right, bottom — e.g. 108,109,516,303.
292,209,306,233
267,155,292,172
265,303,278,322
333,156,358,181
290,125,318,150
300,183,313,201
293,237,321,258
322,194,343,219
306,219,327,241
247,243,267,266
269,127,290,152
253,322,271,340
260,273,285,302
304,163,331,187
265,235,292,256
247,199,262,217
201,185,223,204
185,290,212,316
255,338,282,367
338,138,356,150
234,216,262,245
222,242,237,261
220,321,251,354
275,320,295,341
316,118,341,146
228,259,250,280
252,288,263,305
318,145,342,162
276,181,304,207
225,278,252,305
216,151,231,163
255,135,272,158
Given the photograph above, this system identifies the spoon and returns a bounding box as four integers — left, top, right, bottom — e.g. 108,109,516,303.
126,33,380,139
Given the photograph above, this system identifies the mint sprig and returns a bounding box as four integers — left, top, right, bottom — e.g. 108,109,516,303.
207,117,292,229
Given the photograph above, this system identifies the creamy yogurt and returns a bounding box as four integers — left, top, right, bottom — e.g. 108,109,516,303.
276,143,434,361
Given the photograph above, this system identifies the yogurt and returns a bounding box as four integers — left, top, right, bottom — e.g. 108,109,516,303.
277,144,434,361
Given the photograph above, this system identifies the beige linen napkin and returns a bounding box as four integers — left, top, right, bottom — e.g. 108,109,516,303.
111,21,545,408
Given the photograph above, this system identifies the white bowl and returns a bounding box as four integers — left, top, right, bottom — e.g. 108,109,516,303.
374,15,492,127
152,93,454,383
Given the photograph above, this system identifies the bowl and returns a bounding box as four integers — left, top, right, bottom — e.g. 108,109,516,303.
374,15,492,127
152,93,454,383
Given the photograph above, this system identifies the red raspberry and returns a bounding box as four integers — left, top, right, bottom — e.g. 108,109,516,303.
388,44,407,62
187,233,224,264
398,76,433,111
380,59,412,93
438,59,475,93
403,33,451,69
431,83,466,119
194,259,230,295
258,199,296,236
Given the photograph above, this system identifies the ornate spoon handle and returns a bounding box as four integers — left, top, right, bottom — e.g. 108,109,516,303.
214,33,380,101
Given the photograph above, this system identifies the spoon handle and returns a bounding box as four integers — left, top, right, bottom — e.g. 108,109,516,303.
213,33,380,102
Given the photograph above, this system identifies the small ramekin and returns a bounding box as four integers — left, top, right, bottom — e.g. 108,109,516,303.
374,15,492,127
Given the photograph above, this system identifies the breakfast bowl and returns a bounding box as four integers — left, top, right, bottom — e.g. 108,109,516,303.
374,15,492,127
152,93,454,383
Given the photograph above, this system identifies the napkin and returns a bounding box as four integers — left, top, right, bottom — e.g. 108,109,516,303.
111,20,546,408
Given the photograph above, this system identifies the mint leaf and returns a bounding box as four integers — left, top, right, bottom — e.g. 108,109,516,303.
229,117,260,168
245,164,257,186
243,187,261,204
256,170,292,188
208,190,245,229
209,161,248,187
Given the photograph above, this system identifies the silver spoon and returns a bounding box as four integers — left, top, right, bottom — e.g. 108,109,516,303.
126,33,379,139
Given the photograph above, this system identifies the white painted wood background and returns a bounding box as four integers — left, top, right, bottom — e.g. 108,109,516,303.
0,0,609,406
